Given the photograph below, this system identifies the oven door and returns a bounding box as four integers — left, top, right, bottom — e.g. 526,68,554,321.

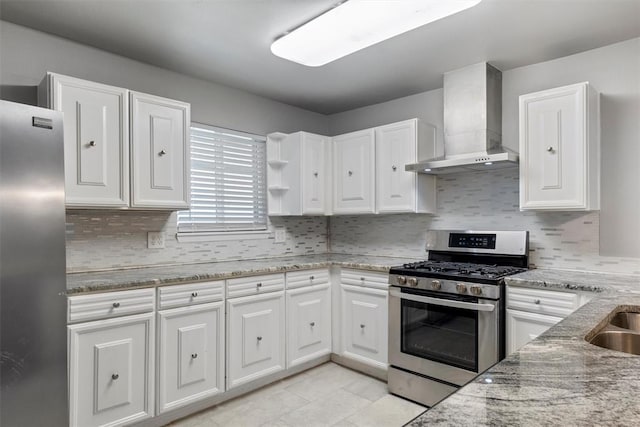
389,286,500,386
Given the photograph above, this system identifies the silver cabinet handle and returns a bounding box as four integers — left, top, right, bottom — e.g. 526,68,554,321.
257,336,263,341
310,322,316,327
112,302,120,308
534,299,541,305
547,146,553,152
360,324,365,329
348,170,353,176
191,292,198,297
88,140,96,147
392,165,397,171
313,172,318,177
111,373,119,380
310,275,315,280
389,289,496,312
191,353,198,359
159,149,167,155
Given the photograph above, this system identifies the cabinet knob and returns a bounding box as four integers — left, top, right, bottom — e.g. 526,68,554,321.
310,275,315,280
547,146,554,152
534,299,541,305
348,170,353,176
392,165,397,171
310,322,316,327
88,140,97,147
191,353,198,359
191,292,198,298
112,302,120,308
257,336,263,341
360,277,365,282
313,172,318,177
256,283,262,289
159,149,167,156
360,324,365,329
111,373,119,380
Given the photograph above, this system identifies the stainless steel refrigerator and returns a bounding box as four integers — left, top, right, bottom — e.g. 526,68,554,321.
0,100,68,426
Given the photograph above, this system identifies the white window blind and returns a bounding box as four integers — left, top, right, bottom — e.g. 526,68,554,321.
178,124,267,233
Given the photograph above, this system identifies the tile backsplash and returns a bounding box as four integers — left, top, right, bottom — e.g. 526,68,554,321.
66,212,327,272
330,168,640,275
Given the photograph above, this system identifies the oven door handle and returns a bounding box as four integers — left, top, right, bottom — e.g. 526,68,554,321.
389,289,496,312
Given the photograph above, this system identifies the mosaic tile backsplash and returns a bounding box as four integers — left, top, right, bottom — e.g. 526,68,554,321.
66,212,328,272
330,168,640,275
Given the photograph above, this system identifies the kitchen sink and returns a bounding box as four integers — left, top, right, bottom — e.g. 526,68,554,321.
589,331,640,356
587,309,640,355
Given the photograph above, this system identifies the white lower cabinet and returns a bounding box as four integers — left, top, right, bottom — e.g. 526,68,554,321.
68,312,154,427
340,284,388,369
286,283,332,368
226,291,286,389
506,309,563,355
157,301,224,413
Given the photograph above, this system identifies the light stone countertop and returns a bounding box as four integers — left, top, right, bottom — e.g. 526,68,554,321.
408,269,640,427
65,253,419,294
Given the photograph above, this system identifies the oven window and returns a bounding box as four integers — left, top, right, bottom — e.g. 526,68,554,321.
401,297,478,371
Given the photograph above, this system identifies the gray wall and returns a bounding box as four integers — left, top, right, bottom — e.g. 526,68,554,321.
0,21,329,135
329,37,640,265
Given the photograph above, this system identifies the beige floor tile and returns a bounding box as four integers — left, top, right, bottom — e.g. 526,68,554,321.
341,375,389,402
284,364,363,402
344,394,425,427
278,388,370,427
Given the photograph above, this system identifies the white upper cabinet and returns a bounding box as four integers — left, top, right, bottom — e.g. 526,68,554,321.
130,92,190,209
375,119,437,213
332,129,376,214
267,131,330,215
519,82,600,211
40,73,129,207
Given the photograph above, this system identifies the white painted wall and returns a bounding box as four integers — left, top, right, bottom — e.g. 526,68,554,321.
0,21,329,136
329,37,640,262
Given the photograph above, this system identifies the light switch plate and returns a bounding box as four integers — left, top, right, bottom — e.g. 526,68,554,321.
148,231,165,249
274,228,286,243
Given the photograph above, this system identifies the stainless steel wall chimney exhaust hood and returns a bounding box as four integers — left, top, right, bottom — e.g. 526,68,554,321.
406,62,518,175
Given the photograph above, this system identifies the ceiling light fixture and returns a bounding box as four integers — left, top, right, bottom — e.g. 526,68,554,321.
271,0,483,66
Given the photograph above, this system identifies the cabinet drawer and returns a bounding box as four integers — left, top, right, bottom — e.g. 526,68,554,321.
158,280,224,310
226,273,285,299
68,288,155,324
286,269,329,289
341,269,389,290
507,286,579,317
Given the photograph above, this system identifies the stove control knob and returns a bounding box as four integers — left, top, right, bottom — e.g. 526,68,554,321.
431,280,441,290
470,285,482,296
456,283,467,294
397,276,407,285
407,277,418,287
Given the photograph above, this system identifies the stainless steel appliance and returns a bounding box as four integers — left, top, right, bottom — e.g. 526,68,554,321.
0,100,68,426
388,230,529,407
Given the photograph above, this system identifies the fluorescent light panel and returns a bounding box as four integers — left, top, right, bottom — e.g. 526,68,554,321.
271,0,483,66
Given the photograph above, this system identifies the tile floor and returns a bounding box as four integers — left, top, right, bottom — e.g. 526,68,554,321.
170,362,425,427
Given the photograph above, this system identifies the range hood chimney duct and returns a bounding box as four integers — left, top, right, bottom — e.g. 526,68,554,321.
406,62,518,174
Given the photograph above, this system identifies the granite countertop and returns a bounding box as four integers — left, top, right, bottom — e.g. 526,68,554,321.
408,269,640,427
65,253,418,294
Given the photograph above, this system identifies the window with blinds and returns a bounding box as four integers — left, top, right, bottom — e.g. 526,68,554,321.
178,124,267,233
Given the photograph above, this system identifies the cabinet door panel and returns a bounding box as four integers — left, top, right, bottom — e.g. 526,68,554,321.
131,92,190,209
227,292,285,389
52,75,129,207
506,309,563,355
340,285,388,368
158,302,224,413
68,313,154,427
376,121,416,212
286,284,331,367
332,129,375,214
301,134,328,214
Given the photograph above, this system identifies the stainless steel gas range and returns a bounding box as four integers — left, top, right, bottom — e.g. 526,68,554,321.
387,230,529,407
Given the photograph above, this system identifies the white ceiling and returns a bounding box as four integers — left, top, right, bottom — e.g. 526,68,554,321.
1,0,639,114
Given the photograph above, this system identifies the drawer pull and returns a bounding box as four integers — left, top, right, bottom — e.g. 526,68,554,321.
534,299,541,305
360,324,365,329
310,322,316,327
88,140,97,147
310,275,315,280
191,353,198,359
256,283,263,288
360,277,365,281
112,302,120,308
191,292,198,298
111,373,119,380
159,149,167,156
257,336,263,341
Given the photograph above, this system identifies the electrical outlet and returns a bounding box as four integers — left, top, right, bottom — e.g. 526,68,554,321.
147,231,165,249
274,228,286,243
